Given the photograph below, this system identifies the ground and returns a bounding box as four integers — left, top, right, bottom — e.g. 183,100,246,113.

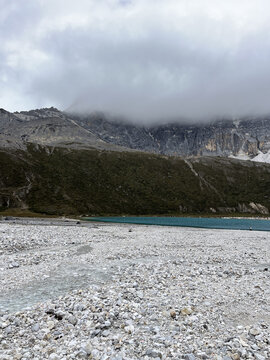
0,218,269,359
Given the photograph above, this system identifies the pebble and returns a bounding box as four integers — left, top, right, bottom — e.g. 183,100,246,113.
31,324,40,332
145,349,163,358
124,324,135,334
8,262,20,269
181,307,193,316
0,322,8,329
184,354,196,360
0,220,269,360
49,354,60,360
66,314,77,326
81,342,92,355
254,354,266,360
249,327,260,336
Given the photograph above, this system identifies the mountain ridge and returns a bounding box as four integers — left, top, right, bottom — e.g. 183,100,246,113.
1,107,270,162
1,107,270,216
1,145,270,216
0,107,127,152
69,112,270,162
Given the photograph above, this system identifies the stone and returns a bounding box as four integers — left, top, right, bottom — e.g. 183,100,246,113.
249,327,260,336
49,354,60,360
81,342,92,355
184,354,196,360
8,262,20,269
47,321,55,330
124,325,134,334
0,322,8,329
254,354,266,360
73,303,86,311
4,326,12,334
67,314,77,326
76,350,88,358
31,323,40,332
54,310,65,320
102,330,110,337
91,329,101,337
239,336,249,347
104,320,111,328
91,349,100,359
145,349,163,358
181,307,193,316
0,219,269,360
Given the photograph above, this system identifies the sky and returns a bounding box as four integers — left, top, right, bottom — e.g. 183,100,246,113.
1,0,270,123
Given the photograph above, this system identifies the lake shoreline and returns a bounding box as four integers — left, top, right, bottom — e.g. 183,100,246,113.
83,216,270,231
1,209,270,221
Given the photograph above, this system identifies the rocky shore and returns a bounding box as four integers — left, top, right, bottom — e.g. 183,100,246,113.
0,218,269,359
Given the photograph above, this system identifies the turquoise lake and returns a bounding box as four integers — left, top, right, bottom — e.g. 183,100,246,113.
84,216,270,231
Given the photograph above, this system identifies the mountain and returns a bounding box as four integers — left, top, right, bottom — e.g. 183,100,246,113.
0,108,124,152
0,145,270,216
1,107,270,162
69,112,270,163
1,107,270,216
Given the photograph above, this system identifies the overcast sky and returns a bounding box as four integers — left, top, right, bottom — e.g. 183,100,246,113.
1,0,270,123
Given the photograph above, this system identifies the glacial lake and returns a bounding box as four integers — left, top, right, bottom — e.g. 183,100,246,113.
84,216,270,231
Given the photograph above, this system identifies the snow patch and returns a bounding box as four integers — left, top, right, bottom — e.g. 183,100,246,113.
251,150,270,164
229,150,270,163
229,151,250,161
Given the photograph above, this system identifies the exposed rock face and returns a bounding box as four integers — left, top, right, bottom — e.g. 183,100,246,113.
1,107,270,161
71,113,270,160
0,108,123,152
1,108,270,216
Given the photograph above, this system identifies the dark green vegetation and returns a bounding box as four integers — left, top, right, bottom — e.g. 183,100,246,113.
1,144,270,216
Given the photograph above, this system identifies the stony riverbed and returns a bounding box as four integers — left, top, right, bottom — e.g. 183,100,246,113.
0,218,269,360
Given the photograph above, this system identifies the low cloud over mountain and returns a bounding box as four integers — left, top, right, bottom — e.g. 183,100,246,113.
1,0,270,123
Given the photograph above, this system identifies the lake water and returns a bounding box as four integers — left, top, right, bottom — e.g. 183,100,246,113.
84,216,270,231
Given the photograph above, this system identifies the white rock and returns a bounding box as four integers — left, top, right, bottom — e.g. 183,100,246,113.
254,353,266,360
49,354,60,360
124,325,135,334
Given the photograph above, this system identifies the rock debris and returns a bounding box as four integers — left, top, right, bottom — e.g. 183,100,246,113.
0,219,269,359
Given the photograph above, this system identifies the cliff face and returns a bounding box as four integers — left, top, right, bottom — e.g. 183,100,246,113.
1,107,270,161
71,114,270,160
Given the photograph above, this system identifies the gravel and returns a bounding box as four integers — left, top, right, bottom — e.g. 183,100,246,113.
0,218,269,359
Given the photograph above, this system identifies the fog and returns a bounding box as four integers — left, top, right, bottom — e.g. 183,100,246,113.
1,0,270,123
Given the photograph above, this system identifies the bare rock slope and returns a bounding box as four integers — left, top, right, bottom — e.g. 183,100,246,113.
0,108,122,151
71,112,270,162
1,107,270,162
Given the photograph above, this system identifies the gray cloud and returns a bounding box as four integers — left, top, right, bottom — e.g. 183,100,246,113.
1,0,270,123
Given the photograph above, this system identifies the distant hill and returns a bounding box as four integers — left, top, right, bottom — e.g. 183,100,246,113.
0,144,269,216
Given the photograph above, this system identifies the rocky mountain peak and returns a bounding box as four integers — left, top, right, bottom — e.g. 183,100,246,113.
68,112,270,162
1,107,270,162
